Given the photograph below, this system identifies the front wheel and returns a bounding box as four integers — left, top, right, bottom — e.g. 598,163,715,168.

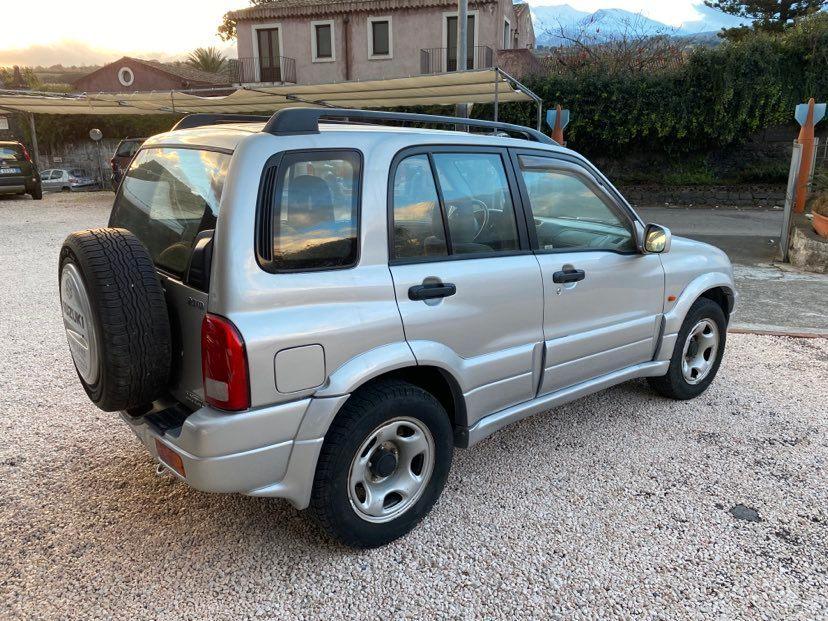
310,380,454,548
648,297,727,400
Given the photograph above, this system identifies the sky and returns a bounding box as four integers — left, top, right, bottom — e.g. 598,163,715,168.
1,0,716,67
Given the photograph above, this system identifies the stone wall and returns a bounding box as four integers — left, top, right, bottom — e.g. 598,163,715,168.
788,215,828,274
618,184,787,208
36,139,121,185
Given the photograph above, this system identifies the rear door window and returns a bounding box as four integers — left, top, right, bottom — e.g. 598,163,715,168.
109,147,231,277
391,150,521,259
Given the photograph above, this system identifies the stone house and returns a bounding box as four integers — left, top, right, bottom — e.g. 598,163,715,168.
226,0,535,85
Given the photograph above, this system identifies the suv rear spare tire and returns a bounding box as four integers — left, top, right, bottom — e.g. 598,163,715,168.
59,228,171,411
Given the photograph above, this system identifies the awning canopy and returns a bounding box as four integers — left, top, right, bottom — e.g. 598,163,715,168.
0,69,535,116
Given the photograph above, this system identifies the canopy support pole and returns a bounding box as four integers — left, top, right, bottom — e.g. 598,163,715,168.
27,112,41,170
493,67,499,125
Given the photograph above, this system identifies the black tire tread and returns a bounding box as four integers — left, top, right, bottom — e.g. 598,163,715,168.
310,379,451,548
648,297,726,400
60,228,171,411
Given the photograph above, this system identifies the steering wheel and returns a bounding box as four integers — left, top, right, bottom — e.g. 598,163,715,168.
447,199,490,241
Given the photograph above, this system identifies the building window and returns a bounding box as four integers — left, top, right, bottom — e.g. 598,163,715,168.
311,20,335,62
368,16,392,59
503,19,511,49
117,67,135,86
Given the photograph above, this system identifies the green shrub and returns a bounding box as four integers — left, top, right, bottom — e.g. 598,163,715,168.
485,13,828,166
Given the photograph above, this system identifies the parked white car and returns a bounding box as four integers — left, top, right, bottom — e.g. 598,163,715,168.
40,168,96,192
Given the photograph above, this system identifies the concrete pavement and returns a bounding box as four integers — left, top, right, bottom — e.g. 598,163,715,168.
637,206,827,335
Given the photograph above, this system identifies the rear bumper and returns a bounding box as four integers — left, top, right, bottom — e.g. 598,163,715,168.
121,395,347,509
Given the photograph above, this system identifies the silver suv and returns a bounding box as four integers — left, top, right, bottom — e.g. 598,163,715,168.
59,109,737,548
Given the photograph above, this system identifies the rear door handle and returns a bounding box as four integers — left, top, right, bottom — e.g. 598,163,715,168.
552,268,586,284
408,283,457,301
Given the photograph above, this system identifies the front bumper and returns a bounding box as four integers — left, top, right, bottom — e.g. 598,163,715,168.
122,395,348,509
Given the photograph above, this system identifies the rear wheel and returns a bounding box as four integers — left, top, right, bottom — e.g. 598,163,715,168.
59,228,171,411
311,380,454,548
30,183,42,200
648,297,726,400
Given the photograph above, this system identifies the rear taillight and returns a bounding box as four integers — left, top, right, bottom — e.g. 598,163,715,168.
201,313,249,411
20,145,31,162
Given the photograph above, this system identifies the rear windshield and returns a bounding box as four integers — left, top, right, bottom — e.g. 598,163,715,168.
0,145,24,161
109,147,231,278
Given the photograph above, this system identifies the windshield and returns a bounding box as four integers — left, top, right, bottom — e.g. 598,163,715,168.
109,147,231,278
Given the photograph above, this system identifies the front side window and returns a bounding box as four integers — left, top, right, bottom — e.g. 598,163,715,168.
432,153,519,255
263,150,360,271
314,22,334,60
518,155,634,252
370,18,391,57
391,151,520,259
110,147,231,276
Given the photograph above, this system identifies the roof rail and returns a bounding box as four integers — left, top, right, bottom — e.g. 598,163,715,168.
171,113,271,131
262,108,556,145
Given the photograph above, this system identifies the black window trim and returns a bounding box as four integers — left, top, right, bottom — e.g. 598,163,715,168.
387,144,532,266
506,147,643,257
254,147,364,274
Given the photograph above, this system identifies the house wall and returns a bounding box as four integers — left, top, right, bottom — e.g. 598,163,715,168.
73,59,188,93
236,2,535,85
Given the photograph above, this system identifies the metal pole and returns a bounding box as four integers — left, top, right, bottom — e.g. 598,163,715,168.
454,0,469,125
493,68,499,126
536,97,542,131
779,141,803,262
27,112,41,171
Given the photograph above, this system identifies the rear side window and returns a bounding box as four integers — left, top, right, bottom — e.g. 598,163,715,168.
109,147,231,277
258,150,361,272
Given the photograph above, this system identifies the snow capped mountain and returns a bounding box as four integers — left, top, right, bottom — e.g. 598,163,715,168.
529,3,750,46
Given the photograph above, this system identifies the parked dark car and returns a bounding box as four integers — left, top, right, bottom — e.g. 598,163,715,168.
0,141,42,200
110,138,145,190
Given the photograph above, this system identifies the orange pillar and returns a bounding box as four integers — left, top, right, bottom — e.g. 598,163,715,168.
794,98,816,213
551,103,565,145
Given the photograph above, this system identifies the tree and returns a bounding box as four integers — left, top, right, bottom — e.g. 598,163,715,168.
704,0,827,38
186,47,227,74
218,0,277,41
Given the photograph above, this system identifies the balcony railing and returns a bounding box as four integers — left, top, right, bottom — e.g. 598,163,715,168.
420,46,494,74
225,56,297,84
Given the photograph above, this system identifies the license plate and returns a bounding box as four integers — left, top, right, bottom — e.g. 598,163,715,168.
0,167,21,174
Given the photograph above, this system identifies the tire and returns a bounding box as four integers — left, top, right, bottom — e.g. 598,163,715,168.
30,183,42,200
648,297,727,400
59,228,171,412
311,379,454,548
61,186,70,192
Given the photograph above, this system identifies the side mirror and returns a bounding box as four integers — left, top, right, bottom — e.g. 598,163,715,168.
643,223,671,254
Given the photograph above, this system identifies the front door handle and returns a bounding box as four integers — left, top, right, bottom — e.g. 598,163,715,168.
552,268,586,284
408,282,457,301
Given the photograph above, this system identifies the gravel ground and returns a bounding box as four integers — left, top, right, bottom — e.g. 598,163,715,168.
2,192,827,620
